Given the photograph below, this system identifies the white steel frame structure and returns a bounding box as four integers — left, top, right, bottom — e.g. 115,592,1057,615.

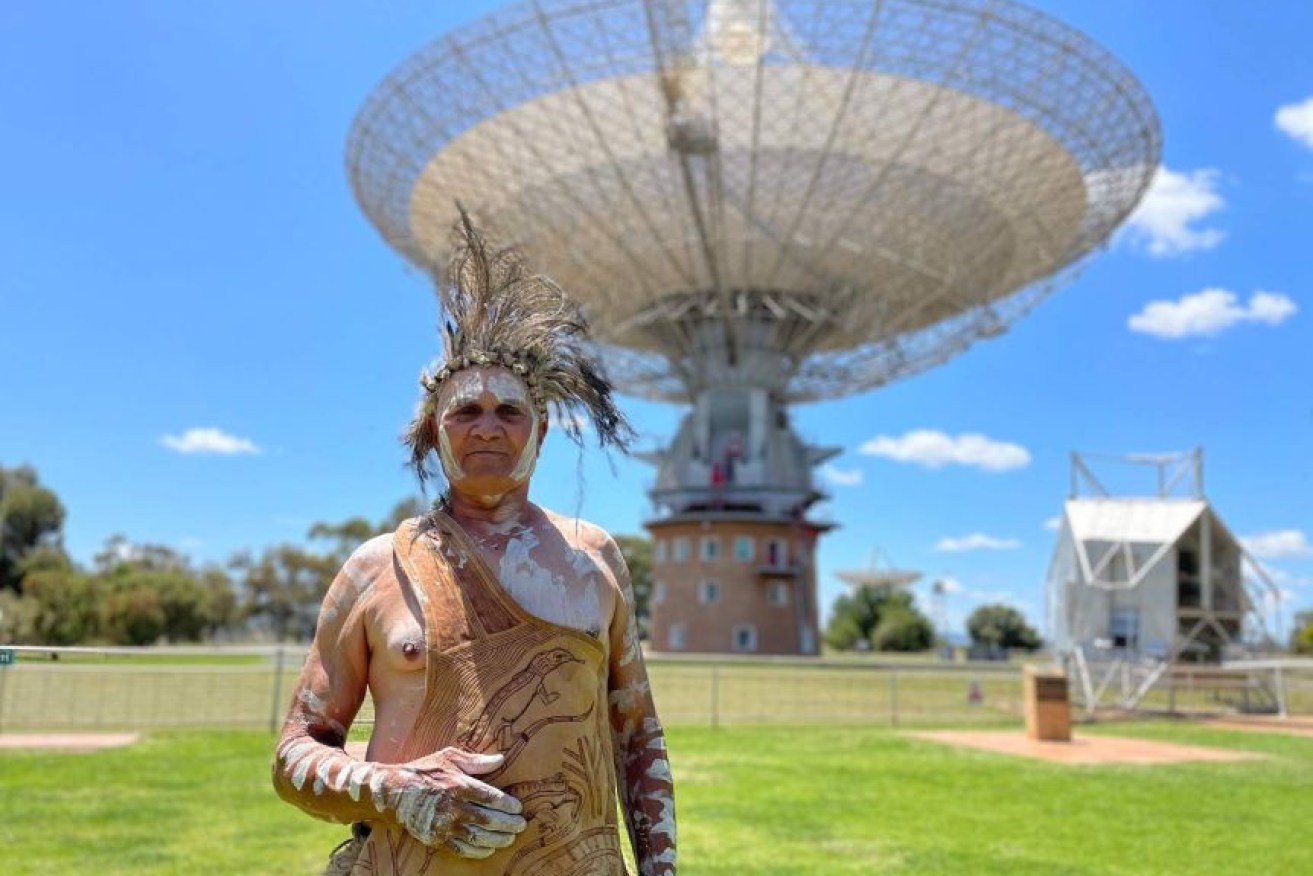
1046,450,1282,714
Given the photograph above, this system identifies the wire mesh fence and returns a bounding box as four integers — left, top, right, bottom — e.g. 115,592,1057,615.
0,646,1022,733
1,646,1309,734
1129,668,1303,716
0,646,313,733
647,660,1024,728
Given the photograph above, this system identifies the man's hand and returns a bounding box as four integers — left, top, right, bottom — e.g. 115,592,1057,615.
389,748,527,857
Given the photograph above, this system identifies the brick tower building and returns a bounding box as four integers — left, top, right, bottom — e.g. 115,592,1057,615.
642,387,835,655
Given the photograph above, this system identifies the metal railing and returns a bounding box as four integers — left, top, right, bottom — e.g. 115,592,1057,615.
2,646,1309,734
0,645,314,733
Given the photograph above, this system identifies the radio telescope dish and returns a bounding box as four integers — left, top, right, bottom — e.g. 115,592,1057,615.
347,0,1159,404
346,0,1160,655
836,547,922,590
836,569,923,590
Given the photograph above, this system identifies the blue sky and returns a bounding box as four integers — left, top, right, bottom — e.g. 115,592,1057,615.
2,1,1310,639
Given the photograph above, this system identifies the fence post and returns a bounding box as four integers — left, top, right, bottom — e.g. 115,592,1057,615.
270,645,287,733
0,660,8,733
1275,664,1288,718
889,670,899,728
710,664,720,730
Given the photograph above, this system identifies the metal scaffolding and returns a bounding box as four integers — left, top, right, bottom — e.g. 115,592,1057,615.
1047,450,1284,714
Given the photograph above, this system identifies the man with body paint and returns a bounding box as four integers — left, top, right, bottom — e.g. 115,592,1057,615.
272,214,676,876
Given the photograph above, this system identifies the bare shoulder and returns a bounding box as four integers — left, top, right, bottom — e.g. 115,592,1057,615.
539,507,618,553
539,507,628,582
342,532,395,585
319,532,396,624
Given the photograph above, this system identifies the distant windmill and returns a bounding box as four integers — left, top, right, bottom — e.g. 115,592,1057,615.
930,578,952,643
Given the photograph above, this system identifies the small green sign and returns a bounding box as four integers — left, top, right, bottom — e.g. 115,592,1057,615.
0,649,14,666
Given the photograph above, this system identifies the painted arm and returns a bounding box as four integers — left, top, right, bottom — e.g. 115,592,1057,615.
271,539,526,857
603,537,677,875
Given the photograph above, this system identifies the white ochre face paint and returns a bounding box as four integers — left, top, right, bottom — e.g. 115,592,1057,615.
508,417,541,483
435,367,541,494
437,427,466,481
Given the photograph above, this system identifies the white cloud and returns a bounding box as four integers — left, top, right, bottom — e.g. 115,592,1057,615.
1242,530,1313,560
1124,166,1225,257
1267,566,1292,584
821,464,863,487
809,500,836,522
1043,516,1062,531
1270,572,1313,593
859,429,1030,472
1276,96,1313,149
934,533,1022,553
1128,288,1296,339
1241,560,1312,594
161,427,261,455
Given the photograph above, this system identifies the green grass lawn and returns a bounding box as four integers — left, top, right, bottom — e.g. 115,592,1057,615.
3,722,1311,875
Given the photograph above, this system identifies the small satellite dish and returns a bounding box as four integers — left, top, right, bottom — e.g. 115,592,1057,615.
836,547,922,591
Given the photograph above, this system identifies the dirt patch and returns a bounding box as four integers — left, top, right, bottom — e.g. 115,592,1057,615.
907,730,1266,765
0,733,141,753
1206,715,1313,738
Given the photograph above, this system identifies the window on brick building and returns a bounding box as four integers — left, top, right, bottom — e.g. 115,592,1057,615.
698,580,720,604
734,535,754,562
700,536,720,561
653,539,667,564
672,537,690,562
732,625,758,653
668,624,685,650
768,581,790,606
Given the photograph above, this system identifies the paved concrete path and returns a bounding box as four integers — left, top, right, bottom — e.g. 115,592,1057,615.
0,733,140,752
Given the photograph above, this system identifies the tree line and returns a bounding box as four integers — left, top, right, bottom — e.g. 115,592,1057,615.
7,462,1308,653
821,581,1043,655
0,462,415,644
0,463,655,647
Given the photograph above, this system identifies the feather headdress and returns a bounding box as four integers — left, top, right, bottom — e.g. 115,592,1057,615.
404,209,633,484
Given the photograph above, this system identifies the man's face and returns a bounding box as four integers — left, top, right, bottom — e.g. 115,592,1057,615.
435,366,543,502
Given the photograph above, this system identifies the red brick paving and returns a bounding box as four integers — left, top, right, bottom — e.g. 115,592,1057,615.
907,730,1267,765
1205,715,1313,738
